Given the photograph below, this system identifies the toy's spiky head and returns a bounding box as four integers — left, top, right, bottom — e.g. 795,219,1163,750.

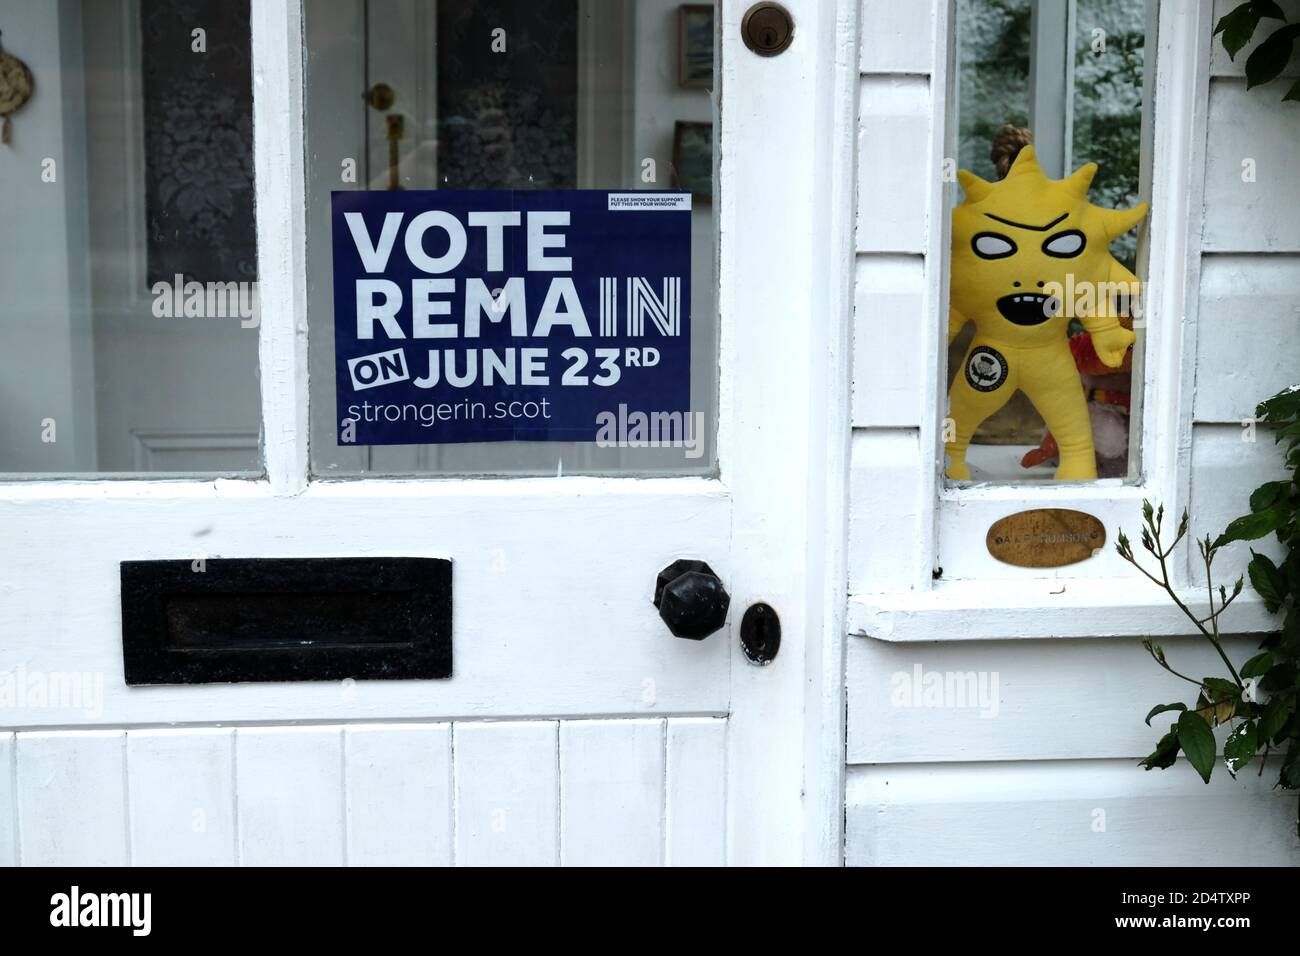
950,145,1147,341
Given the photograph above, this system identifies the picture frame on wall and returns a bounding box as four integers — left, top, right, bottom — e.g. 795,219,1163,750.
672,121,712,203
678,4,713,89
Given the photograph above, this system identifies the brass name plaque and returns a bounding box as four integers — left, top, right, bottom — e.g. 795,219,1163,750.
986,509,1106,568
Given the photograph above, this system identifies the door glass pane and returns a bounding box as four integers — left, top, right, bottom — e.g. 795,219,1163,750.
948,0,1152,483
0,0,262,476
304,0,718,477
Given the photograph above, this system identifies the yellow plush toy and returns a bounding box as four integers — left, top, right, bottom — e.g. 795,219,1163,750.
946,146,1147,481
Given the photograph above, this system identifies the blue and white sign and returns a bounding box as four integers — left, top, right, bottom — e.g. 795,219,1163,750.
331,189,692,445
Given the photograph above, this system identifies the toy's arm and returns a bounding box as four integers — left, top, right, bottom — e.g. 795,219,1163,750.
948,306,970,346
1078,261,1139,368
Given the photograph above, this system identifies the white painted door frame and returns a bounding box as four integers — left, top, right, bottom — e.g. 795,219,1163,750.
713,0,857,863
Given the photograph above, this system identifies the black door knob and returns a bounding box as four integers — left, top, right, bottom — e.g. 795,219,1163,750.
653,560,730,640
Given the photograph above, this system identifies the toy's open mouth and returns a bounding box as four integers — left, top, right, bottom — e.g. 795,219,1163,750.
996,293,1057,326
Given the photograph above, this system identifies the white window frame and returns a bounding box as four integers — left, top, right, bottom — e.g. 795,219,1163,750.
849,0,1278,642
0,0,860,866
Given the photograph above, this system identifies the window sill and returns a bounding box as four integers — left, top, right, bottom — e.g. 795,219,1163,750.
848,579,1278,642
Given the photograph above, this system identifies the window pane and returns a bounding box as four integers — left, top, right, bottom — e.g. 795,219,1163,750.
0,0,262,476
948,0,1151,483
304,0,718,477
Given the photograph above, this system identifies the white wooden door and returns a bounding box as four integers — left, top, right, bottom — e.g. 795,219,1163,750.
0,0,853,866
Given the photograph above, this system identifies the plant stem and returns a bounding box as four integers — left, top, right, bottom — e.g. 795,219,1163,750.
1201,544,1245,686
1141,533,1244,688
1152,658,1205,688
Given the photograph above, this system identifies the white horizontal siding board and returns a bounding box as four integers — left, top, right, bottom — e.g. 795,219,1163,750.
560,719,665,866
849,429,927,592
345,723,451,867
847,634,1267,763
665,718,726,866
857,76,932,253
1203,80,1300,252
127,728,235,866
0,734,13,866
848,579,1279,641
1189,422,1293,582
853,255,927,427
859,0,935,74
846,760,1300,866
16,731,128,866
1209,0,1300,77
1194,255,1300,422
453,721,558,867
235,726,344,866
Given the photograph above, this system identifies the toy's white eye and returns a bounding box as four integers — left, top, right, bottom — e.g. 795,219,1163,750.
972,233,1016,259
1042,230,1086,257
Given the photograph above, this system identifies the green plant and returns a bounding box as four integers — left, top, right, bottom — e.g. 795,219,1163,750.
1117,386,1300,836
1214,0,1300,100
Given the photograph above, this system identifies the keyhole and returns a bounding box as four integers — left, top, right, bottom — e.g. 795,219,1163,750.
740,602,781,664
761,27,777,47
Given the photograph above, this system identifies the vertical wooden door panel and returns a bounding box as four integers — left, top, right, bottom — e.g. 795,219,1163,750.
127,728,236,865
235,726,345,866
560,719,664,866
0,733,14,866
345,723,452,866
16,731,128,866
454,721,558,866
665,717,726,866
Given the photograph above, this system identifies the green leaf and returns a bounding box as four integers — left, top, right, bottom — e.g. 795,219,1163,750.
1178,711,1217,783
1262,661,1299,692
1241,651,1275,679
1286,553,1300,596
1246,25,1300,89
1249,551,1287,613
1145,702,1187,726
1224,720,1259,776
1250,480,1290,512
1257,385,1300,423
1216,2,1262,60
1277,421,1300,442
1141,728,1181,771
1282,743,1300,789
1281,607,1300,654
1251,0,1288,20
1214,506,1290,548
1202,677,1242,702
1261,694,1290,742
